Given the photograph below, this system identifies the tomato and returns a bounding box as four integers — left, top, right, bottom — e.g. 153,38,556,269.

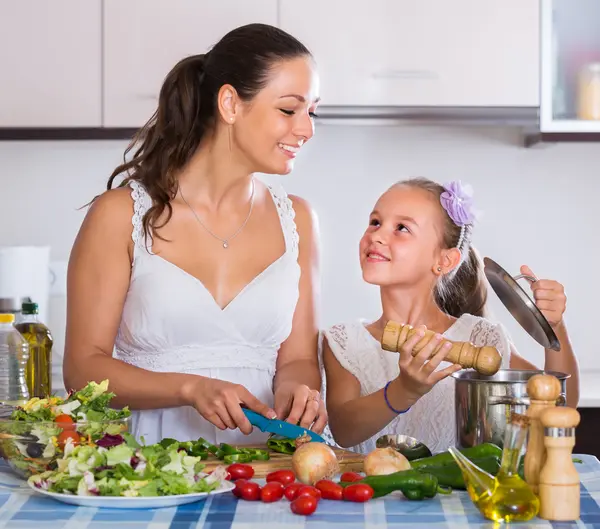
54,414,75,431
340,472,363,483
296,485,321,501
315,479,343,500
232,479,247,498
226,463,254,481
234,480,261,501
284,482,303,501
266,470,295,486
342,483,374,503
260,481,285,503
290,495,318,516
57,430,80,450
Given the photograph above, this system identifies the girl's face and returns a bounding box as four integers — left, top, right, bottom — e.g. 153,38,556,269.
233,56,320,175
359,185,448,288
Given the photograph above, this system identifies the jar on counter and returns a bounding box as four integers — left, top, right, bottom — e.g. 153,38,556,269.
577,62,600,120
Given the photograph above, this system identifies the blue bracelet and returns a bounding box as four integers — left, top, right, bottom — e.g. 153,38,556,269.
384,381,411,415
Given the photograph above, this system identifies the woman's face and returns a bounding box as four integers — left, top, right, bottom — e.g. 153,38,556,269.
233,56,320,175
359,185,447,288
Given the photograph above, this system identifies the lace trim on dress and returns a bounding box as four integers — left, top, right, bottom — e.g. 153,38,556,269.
267,184,299,258
469,319,511,368
129,180,154,253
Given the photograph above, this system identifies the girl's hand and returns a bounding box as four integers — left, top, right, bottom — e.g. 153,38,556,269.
521,265,567,329
274,382,328,434
394,325,462,404
182,377,276,434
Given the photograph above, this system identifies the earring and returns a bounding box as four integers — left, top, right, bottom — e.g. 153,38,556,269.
437,266,442,272
227,123,232,154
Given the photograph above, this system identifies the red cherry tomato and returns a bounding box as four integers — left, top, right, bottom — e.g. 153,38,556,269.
297,485,321,501
284,482,303,501
343,483,374,503
340,472,363,483
226,463,254,481
235,480,261,501
54,414,75,431
57,430,80,450
265,469,295,486
315,479,343,500
232,479,247,498
260,481,285,503
290,495,318,516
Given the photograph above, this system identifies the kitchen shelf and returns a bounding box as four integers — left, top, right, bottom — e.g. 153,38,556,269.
540,0,600,134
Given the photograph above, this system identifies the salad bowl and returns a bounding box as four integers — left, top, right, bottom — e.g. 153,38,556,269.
0,380,131,479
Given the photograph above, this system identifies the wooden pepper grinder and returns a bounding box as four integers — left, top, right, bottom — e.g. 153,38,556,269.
381,320,502,375
524,374,562,493
538,406,581,521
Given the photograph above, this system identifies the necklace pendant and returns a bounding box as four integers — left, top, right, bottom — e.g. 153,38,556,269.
223,242,229,249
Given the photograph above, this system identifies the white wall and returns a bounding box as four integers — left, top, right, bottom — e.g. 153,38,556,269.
0,124,598,404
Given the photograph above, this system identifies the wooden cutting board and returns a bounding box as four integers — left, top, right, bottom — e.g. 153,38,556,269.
202,445,365,478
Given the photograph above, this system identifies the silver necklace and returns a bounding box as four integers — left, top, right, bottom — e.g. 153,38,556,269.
179,179,255,249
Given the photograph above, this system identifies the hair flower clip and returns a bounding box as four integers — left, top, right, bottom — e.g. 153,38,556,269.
440,181,478,227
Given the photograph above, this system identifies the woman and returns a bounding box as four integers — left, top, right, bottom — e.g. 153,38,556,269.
63,23,325,445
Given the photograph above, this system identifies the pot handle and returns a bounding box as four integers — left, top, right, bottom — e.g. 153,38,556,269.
488,394,567,407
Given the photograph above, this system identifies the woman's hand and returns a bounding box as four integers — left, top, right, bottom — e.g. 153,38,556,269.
182,377,276,435
521,265,567,329
392,325,462,405
274,382,328,434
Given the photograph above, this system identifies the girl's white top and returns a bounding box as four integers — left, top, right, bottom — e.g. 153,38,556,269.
113,181,301,445
321,314,513,454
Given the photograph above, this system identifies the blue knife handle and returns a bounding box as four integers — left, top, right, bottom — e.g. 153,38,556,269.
242,408,325,443
242,409,271,432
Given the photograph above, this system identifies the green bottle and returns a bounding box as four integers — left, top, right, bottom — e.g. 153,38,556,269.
15,302,53,398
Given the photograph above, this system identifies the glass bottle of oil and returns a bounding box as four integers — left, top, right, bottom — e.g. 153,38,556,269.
15,302,53,398
448,413,540,523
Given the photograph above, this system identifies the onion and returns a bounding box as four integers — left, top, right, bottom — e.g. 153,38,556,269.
291,442,340,485
364,447,411,476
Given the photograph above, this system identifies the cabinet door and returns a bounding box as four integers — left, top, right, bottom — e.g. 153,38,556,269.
0,1,101,127
281,0,539,107
103,0,278,128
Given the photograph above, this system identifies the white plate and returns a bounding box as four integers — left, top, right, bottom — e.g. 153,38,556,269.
26,479,235,509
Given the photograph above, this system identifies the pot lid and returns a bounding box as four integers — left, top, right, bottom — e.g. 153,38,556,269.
483,257,560,351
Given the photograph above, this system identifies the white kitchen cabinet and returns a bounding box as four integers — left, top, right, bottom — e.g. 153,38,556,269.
0,1,102,127
540,0,600,133
280,0,539,108
103,0,278,128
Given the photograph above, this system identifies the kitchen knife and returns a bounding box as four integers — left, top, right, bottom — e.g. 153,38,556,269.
242,408,326,443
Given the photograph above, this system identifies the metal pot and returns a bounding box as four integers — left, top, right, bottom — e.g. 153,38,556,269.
453,369,569,449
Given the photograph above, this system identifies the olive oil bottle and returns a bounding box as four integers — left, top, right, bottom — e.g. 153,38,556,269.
15,302,53,398
449,413,540,523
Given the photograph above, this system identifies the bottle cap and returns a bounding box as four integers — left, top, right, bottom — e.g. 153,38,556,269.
0,314,15,324
21,302,39,315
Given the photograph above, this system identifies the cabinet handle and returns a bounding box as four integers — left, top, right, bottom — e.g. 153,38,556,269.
371,69,439,80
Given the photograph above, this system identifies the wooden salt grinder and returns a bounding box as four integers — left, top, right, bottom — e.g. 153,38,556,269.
524,374,562,494
538,406,581,522
381,320,502,375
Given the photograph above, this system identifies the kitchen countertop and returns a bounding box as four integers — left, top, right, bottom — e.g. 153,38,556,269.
0,455,599,528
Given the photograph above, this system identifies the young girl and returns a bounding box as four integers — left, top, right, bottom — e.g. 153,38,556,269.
322,177,579,454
